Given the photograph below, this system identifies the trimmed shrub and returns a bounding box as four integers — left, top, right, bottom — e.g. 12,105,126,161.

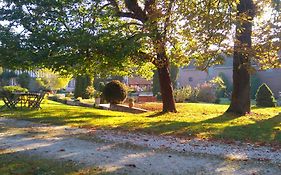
197,83,217,103
74,75,93,99
103,80,127,104
256,83,277,107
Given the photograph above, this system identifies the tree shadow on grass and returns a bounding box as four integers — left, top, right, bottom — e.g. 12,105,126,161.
132,112,280,144
146,112,166,118
198,112,241,124
0,108,123,127
218,113,281,143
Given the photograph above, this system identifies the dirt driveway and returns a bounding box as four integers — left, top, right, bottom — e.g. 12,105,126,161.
0,117,280,175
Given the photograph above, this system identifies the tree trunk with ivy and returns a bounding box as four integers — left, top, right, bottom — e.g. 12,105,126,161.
227,0,255,115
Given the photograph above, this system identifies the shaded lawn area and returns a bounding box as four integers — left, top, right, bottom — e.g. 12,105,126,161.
0,100,280,145
0,152,105,175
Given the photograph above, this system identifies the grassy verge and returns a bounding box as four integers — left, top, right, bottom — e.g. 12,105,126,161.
0,100,280,144
0,151,106,175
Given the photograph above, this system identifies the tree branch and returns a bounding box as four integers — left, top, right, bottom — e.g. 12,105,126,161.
124,0,148,22
144,0,156,13
109,0,147,22
163,0,175,39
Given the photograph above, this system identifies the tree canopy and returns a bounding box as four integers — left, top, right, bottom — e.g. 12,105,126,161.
0,0,280,112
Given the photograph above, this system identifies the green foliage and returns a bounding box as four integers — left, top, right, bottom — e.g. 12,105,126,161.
74,75,93,99
1,86,28,93
250,74,262,99
152,70,160,96
40,70,70,91
16,73,31,89
0,71,17,86
86,86,95,99
170,64,179,89
256,83,277,107
103,80,127,104
210,76,226,98
94,91,102,98
30,78,47,92
218,73,232,97
94,81,105,92
0,86,28,98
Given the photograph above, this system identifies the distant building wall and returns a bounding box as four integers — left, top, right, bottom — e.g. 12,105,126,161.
178,67,281,98
178,68,208,88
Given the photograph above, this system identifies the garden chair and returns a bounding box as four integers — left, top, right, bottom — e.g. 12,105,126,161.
28,92,46,109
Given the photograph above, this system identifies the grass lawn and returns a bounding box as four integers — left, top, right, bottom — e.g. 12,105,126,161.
0,100,280,145
0,151,105,175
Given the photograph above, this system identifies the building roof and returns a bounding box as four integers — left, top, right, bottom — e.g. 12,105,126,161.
128,77,152,86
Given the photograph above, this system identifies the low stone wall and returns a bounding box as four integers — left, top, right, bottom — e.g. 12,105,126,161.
48,97,147,113
49,97,93,108
137,96,157,103
110,104,148,114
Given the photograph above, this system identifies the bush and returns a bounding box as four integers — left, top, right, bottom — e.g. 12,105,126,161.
218,73,232,97
197,83,217,103
189,88,199,102
256,83,277,107
74,75,93,99
17,73,31,89
28,78,45,92
210,76,226,98
0,86,28,98
103,80,127,104
94,91,102,98
0,71,17,86
2,86,28,93
86,86,95,99
173,86,192,103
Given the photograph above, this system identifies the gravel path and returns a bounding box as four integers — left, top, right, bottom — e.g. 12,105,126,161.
0,117,280,175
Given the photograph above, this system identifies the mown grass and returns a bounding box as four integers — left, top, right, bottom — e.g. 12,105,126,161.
0,151,106,175
0,100,280,144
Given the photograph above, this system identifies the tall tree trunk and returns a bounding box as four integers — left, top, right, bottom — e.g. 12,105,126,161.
154,43,177,113
157,65,177,112
227,0,254,115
